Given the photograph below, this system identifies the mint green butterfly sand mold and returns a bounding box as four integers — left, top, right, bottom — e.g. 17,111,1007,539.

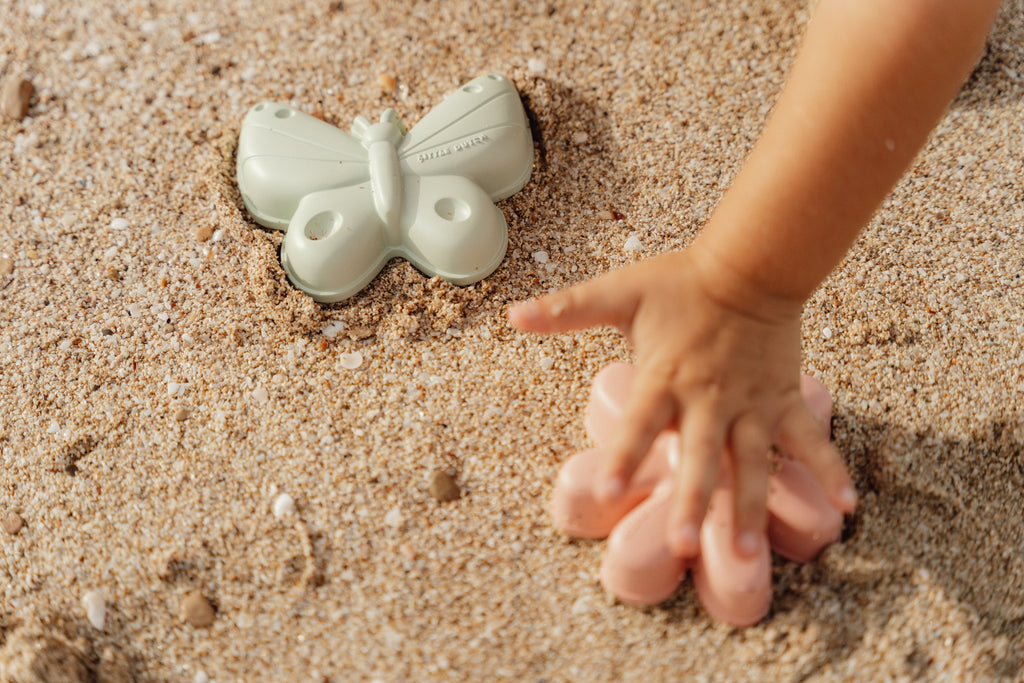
236,74,534,302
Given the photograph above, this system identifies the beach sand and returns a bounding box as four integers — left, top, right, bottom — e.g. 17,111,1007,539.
2,0,1024,680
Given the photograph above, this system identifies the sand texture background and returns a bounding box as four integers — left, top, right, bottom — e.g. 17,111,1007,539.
2,0,1024,680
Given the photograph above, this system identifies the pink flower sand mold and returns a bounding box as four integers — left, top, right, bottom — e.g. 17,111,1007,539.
550,363,844,627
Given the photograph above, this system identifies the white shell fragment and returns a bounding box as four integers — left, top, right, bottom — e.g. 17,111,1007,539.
322,320,346,339
273,493,297,519
339,351,363,370
532,250,549,264
571,596,592,616
623,235,643,252
251,386,269,403
384,508,404,528
82,589,106,630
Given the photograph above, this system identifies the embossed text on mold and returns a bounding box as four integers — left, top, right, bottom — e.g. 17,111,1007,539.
416,134,490,163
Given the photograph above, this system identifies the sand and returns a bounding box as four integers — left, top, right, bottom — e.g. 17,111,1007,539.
2,0,1024,680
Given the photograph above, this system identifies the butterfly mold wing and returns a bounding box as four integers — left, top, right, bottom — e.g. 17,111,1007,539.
237,103,370,230
401,175,508,284
280,184,389,302
398,74,533,201
281,174,507,303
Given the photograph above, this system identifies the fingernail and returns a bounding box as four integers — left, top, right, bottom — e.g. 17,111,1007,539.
736,531,761,557
599,476,625,502
671,523,700,556
837,486,858,511
524,299,550,320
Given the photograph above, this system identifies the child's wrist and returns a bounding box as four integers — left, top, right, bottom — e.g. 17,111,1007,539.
684,238,807,323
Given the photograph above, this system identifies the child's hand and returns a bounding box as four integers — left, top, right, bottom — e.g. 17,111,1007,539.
508,244,858,558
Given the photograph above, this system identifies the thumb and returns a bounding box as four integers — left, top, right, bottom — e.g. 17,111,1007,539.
507,269,640,334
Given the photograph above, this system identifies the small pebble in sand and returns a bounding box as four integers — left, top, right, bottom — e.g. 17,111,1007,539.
527,58,547,75
182,591,215,627
532,250,549,264
598,209,626,220
3,512,24,535
623,235,643,252
0,257,13,277
539,356,555,371
384,508,404,528
174,407,190,422
822,327,833,340
428,470,461,502
251,386,269,403
572,132,589,144
378,72,396,93
339,351,363,370
82,589,106,630
1,74,34,120
110,217,129,231
347,325,374,340
194,224,215,242
273,493,297,519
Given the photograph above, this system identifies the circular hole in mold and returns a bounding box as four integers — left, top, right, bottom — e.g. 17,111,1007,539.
275,108,295,119
434,197,471,222
304,210,342,241
462,83,483,93
253,103,266,112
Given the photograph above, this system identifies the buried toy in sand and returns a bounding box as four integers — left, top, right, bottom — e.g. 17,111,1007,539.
551,363,845,627
236,74,534,302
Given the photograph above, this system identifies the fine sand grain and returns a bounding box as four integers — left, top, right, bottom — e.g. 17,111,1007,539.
2,1,1024,681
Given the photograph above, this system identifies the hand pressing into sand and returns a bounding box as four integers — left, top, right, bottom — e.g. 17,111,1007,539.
511,0,999,560
509,245,858,559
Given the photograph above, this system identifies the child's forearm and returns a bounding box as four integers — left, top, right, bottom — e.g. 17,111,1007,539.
693,0,1001,306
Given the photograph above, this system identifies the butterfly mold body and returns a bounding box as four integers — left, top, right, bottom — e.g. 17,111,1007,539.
236,73,534,302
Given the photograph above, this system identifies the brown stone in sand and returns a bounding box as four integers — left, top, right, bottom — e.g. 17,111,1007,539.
377,72,396,94
3,512,24,535
182,591,215,627
1,74,34,120
428,470,461,502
